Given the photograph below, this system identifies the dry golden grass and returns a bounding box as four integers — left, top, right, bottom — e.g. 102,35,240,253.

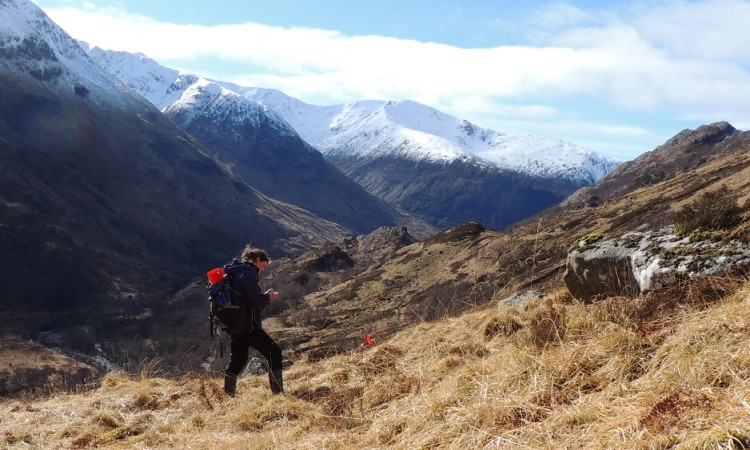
0,338,100,396
4,282,750,449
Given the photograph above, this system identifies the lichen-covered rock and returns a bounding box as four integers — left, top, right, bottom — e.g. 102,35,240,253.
498,289,543,307
564,227,750,302
563,238,639,302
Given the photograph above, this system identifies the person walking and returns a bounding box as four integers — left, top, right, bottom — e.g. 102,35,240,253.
223,246,283,396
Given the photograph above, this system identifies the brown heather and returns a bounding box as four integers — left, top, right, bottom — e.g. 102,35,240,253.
4,280,750,449
5,124,750,448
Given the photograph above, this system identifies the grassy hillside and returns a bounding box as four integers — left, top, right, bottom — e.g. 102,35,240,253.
3,278,750,449
4,124,750,448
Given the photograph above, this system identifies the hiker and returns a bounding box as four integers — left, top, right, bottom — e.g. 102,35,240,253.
223,246,283,396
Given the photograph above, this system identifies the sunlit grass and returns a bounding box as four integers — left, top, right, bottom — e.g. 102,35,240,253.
4,282,750,448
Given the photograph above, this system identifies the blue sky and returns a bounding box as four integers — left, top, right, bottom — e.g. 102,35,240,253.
31,0,750,161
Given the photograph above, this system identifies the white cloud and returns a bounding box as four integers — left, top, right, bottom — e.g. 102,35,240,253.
634,0,750,61
38,1,750,160
531,1,593,31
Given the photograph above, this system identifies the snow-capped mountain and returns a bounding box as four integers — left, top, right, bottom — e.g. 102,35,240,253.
85,48,421,236
87,48,309,144
85,46,199,110
216,79,622,183
225,86,621,185
87,48,615,229
0,0,357,323
314,99,617,184
0,0,146,109
87,48,618,184
224,89,620,184
163,78,304,142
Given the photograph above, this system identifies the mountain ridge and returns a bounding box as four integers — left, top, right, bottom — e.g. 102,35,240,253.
117,120,750,376
85,48,619,184
88,48,615,229
0,0,353,333
255,119,750,362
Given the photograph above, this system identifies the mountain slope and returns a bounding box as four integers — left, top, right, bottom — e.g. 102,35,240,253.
88,48,430,237
222,85,620,184
255,121,750,358
88,49,618,230
0,0,349,334
4,282,750,448
107,121,750,377
233,87,621,229
327,153,564,229
564,121,744,208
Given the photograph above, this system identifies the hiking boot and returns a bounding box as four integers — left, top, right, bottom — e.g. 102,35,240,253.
269,369,284,395
224,374,237,396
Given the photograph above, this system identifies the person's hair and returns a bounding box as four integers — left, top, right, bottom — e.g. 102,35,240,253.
241,246,269,264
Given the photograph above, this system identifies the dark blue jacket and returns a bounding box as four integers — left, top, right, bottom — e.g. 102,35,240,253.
224,260,270,335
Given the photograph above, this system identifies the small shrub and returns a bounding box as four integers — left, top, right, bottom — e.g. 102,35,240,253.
528,298,567,347
640,387,712,433
92,412,122,429
671,185,743,234
483,313,522,341
131,387,159,410
286,306,335,329
586,195,601,207
633,171,666,188
361,345,404,374
592,296,639,327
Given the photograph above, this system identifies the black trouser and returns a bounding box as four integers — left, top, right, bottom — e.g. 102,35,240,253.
225,327,283,376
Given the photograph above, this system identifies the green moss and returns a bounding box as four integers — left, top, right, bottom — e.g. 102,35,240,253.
688,230,723,243
574,232,606,250
97,425,144,444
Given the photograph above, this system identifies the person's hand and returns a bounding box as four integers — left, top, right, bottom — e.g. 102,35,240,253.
266,289,279,300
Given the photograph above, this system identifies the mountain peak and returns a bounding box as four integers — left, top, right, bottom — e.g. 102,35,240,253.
87,47,183,110
0,0,144,109
661,121,739,148
87,47,619,184
314,98,619,183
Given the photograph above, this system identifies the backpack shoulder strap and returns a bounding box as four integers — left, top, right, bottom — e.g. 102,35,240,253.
224,260,252,277
223,261,254,302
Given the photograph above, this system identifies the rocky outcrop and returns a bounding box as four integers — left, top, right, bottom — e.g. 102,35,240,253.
563,228,750,301
563,236,639,301
297,244,355,273
263,226,415,308
564,122,747,210
349,225,416,259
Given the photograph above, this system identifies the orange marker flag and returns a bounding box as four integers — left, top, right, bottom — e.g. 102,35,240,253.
364,333,373,346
